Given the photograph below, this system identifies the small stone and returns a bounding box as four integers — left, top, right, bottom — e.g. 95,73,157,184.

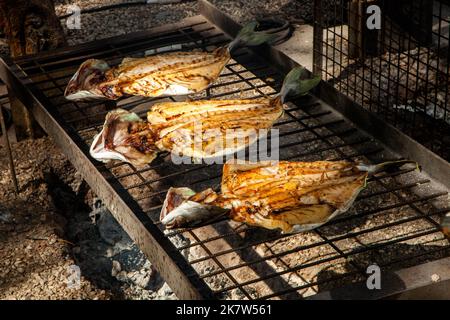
115,271,128,282
111,260,121,277
431,274,440,282
105,248,114,257
158,283,173,296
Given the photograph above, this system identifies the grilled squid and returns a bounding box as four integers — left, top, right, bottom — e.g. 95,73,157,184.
65,22,277,100
160,159,418,233
89,67,321,165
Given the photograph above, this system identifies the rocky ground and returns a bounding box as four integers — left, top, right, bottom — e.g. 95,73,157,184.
54,0,315,46
0,0,323,55
0,137,111,299
0,137,176,299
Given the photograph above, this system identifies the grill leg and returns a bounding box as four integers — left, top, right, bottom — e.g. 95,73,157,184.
9,88,37,140
0,103,19,195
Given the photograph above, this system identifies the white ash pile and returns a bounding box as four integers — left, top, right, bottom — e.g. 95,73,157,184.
0,135,178,299
0,137,111,299
69,199,177,299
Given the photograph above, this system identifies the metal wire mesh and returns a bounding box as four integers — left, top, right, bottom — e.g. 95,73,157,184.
12,16,450,299
314,0,450,161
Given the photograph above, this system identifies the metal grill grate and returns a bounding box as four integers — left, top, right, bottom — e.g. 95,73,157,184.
1,4,450,299
313,0,450,161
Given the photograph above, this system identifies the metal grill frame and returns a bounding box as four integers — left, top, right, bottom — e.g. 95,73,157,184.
0,0,449,299
312,0,450,161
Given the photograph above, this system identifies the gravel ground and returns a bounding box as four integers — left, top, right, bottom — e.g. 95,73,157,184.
54,0,315,43
0,0,318,54
0,137,112,299
0,137,177,299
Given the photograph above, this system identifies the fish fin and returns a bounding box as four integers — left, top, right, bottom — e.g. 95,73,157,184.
228,21,279,51
246,204,334,234
160,187,228,229
121,57,141,64
279,204,335,232
223,159,278,175
65,59,111,100
356,160,419,175
164,73,211,92
278,66,321,103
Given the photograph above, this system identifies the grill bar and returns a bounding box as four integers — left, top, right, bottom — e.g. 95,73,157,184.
180,193,448,270
214,227,445,296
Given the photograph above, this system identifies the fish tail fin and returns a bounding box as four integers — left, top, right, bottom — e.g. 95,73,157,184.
65,59,112,100
160,187,229,229
279,66,321,103
356,160,420,175
228,21,278,51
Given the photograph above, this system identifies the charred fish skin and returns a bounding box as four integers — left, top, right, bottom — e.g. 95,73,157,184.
64,21,277,101
108,49,230,98
217,160,368,234
148,97,284,160
66,49,230,101
160,159,417,233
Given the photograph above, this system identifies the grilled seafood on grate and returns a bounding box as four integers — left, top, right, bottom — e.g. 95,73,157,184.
89,67,321,165
65,22,277,100
160,159,418,233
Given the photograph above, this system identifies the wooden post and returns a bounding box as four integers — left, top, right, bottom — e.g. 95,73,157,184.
313,0,323,75
0,0,66,139
348,0,362,59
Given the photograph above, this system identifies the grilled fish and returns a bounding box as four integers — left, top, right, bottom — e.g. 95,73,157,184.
160,159,417,233
65,22,277,100
90,67,321,165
